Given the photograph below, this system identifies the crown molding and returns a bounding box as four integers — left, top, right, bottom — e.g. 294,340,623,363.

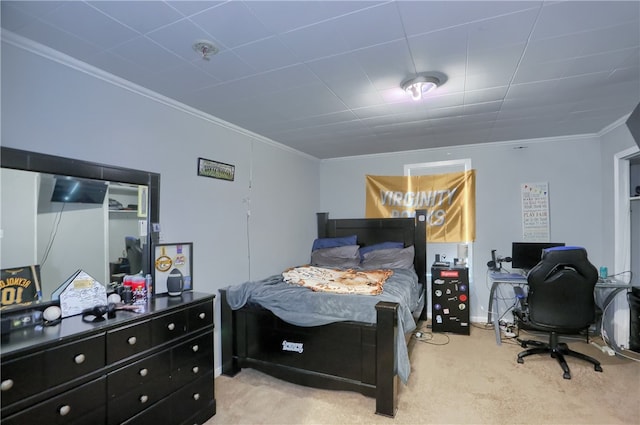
1,29,318,162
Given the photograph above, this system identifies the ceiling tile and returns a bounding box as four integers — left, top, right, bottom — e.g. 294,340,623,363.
88,1,183,34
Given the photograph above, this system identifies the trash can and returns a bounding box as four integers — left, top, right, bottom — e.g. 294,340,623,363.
629,287,640,353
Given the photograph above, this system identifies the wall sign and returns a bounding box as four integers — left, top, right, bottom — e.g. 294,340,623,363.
197,157,235,181
521,182,549,241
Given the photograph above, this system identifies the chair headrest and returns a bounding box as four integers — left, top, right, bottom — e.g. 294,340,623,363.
529,246,597,283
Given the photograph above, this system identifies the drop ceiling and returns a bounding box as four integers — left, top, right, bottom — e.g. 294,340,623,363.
2,1,639,159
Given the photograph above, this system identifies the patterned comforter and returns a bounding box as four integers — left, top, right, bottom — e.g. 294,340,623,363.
282,265,393,295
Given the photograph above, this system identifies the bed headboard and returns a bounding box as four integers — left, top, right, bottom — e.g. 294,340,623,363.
317,210,427,285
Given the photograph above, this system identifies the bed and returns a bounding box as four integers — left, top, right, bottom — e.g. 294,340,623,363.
220,210,427,417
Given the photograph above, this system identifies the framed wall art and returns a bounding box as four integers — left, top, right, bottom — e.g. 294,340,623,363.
197,157,235,181
153,242,193,295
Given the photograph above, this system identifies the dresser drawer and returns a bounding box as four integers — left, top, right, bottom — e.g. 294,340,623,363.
171,351,214,391
46,334,106,387
188,300,214,332
2,377,106,425
107,320,151,364
107,374,172,425
171,371,214,425
172,331,214,370
1,351,45,407
151,309,188,346
107,349,170,399
121,395,172,425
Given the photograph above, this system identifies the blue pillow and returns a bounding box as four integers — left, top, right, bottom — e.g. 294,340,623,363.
311,235,357,252
359,242,404,260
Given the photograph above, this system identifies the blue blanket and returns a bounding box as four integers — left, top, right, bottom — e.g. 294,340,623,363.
225,267,421,383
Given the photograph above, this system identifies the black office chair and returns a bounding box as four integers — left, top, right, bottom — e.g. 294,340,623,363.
513,246,603,379
125,236,143,275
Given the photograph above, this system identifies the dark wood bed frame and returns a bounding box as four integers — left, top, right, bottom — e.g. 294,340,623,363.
220,210,427,417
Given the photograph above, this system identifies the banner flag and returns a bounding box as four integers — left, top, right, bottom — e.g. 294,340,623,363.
365,170,476,242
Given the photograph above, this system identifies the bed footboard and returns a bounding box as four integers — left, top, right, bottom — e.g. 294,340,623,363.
220,289,399,417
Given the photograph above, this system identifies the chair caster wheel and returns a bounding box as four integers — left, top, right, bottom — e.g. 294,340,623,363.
517,357,524,364
595,365,603,372
563,372,571,379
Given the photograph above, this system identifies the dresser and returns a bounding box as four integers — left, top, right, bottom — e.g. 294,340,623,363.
0,292,216,425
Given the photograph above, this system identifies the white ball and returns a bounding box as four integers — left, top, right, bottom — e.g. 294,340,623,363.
108,293,122,304
43,305,62,322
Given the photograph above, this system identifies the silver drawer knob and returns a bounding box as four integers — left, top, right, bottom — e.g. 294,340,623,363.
74,354,86,364
59,405,71,416
167,323,175,331
1,379,14,391
139,368,148,377
128,336,137,345
192,366,199,374
199,312,206,320
140,394,148,404
192,344,199,352
193,393,200,401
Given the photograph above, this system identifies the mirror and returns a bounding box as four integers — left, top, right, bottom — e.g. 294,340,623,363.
1,147,160,308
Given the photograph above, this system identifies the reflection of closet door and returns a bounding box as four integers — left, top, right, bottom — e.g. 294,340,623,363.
632,199,640,287
108,184,140,263
0,168,38,267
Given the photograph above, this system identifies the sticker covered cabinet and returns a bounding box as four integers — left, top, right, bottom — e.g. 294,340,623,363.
0,292,216,425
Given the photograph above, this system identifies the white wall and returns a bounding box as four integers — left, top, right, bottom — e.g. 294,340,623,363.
1,39,320,373
320,136,605,322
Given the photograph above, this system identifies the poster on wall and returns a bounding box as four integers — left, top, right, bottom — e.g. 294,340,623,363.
521,182,549,241
365,170,476,243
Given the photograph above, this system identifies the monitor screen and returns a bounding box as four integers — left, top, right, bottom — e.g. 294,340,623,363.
51,177,108,204
511,242,566,271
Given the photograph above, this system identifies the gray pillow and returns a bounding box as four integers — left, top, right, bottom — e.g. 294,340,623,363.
361,245,414,269
311,245,360,268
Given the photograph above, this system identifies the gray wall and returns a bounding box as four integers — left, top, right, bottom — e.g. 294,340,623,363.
319,136,606,322
1,39,320,374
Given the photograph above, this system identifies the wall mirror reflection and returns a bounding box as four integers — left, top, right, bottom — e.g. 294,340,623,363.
0,147,160,308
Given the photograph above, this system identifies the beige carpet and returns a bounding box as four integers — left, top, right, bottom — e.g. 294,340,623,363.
206,324,640,424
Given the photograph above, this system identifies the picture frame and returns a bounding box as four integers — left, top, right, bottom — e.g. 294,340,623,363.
152,242,193,295
197,157,235,181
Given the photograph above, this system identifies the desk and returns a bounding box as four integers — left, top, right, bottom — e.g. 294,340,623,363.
487,271,636,349
487,272,527,345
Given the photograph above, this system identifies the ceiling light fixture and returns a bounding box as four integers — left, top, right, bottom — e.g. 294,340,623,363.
192,40,218,61
401,75,441,101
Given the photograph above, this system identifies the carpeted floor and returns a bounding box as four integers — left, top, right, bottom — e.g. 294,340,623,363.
206,324,640,424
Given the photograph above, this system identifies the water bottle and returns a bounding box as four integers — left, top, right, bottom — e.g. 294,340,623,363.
599,266,608,280
145,274,153,299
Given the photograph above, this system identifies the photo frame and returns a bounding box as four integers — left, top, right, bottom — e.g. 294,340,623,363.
197,157,235,181
152,242,193,295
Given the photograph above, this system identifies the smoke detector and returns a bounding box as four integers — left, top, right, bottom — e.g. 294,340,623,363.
192,40,218,61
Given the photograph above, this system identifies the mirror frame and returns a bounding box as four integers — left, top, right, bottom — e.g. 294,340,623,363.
1,146,160,311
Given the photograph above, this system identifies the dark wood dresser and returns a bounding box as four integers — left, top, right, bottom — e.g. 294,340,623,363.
0,292,216,425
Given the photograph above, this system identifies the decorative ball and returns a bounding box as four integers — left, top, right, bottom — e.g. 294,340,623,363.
166,268,184,297
43,305,62,322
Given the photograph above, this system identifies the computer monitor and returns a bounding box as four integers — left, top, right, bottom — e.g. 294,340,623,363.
511,242,565,271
